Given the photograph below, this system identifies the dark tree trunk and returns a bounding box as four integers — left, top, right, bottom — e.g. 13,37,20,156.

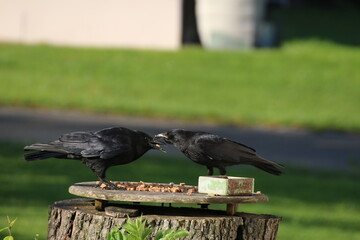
47,199,281,240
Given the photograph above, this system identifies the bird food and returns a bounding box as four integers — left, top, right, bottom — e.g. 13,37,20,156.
96,181,198,195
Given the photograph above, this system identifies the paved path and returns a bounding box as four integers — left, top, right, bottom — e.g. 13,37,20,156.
1,107,359,170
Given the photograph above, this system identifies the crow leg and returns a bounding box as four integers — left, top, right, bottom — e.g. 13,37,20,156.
207,166,214,176
93,167,120,190
218,167,227,176
98,177,120,190
81,159,120,189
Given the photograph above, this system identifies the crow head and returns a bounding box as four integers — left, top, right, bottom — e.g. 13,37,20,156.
154,129,196,149
138,131,166,152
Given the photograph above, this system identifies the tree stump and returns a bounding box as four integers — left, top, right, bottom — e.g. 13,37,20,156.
48,199,281,240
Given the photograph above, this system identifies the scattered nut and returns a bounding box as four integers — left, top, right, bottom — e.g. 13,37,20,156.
98,181,198,194
187,189,196,195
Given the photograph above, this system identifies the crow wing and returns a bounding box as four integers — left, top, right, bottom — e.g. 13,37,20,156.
59,129,131,159
58,131,101,157
195,134,257,164
25,127,133,161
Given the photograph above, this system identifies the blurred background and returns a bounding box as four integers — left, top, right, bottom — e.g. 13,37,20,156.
0,0,359,239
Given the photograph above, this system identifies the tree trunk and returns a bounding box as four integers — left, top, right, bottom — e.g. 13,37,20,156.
47,199,281,240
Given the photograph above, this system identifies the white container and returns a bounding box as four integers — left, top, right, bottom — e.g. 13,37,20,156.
196,0,265,49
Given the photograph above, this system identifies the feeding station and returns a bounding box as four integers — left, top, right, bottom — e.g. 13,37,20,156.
47,176,281,240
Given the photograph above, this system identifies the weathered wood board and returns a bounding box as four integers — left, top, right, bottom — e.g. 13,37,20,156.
69,181,268,204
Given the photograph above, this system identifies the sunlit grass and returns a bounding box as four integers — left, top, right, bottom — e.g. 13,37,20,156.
0,141,359,239
0,39,359,131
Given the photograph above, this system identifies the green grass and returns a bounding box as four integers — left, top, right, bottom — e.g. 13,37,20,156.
0,141,359,239
0,39,359,131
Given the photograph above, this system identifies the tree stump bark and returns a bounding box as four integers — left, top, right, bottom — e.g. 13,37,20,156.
48,199,281,240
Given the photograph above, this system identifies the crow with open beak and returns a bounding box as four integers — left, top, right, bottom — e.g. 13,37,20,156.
155,129,284,176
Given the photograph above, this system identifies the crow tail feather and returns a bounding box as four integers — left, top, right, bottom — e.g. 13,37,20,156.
251,156,284,176
24,151,65,161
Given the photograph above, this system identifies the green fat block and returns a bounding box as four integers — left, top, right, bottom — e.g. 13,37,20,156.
198,176,254,196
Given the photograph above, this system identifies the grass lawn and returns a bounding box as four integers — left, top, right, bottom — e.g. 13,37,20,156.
0,141,359,239
1,36,360,132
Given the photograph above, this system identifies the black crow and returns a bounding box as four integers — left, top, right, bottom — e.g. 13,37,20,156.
155,129,284,176
24,127,164,189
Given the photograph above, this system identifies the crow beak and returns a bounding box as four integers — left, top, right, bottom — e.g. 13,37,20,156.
150,140,167,153
154,133,171,144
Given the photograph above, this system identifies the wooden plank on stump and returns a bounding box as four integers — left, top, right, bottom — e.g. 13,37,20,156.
69,182,268,205
105,206,139,218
